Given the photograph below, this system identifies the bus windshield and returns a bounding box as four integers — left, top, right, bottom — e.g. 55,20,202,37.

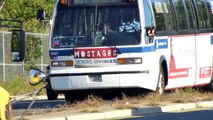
52,3,141,48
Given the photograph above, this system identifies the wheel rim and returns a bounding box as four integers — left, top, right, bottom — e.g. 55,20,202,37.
158,70,165,94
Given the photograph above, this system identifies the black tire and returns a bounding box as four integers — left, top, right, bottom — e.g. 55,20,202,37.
207,78,213,91
64,91,86,103
157,66,166,94
46,78,58,100
208,58,213,91
64,92,74,103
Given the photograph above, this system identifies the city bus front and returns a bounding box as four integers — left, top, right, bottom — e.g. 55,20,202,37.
49,0,155,99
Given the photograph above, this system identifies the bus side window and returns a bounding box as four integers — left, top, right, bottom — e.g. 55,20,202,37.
173,0,188,31
184,0,196,30
194,0,209,30
163,1,177,32
151,0,166,32
205,0,213,31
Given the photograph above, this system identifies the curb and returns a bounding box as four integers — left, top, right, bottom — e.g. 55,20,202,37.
11,95,64,101
28,100,213,120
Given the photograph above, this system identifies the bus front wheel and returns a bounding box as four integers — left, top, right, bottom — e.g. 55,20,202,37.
46,78,58,100
46,86,58,100
207,78,213,91
157,66,166,94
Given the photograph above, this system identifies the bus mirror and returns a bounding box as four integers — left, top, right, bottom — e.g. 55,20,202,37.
11,29,25,62
29,68,47,86
37,9,45,21
145,27,156,37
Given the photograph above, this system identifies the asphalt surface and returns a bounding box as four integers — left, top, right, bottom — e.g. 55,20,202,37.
12,99,65,117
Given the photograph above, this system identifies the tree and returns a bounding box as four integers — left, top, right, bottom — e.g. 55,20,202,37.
0,0,54,33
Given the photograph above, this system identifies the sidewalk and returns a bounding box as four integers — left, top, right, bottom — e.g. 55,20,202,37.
21,100,213,120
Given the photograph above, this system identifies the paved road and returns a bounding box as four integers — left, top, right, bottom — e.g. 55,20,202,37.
123,108,213,120
12,99,65,117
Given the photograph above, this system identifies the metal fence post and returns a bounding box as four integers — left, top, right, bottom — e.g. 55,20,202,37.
40,35,44,71
2,32,5,82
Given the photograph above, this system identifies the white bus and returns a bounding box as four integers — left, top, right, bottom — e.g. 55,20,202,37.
35,0,213,101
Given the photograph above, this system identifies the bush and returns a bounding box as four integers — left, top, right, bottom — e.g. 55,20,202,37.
25,35,42,71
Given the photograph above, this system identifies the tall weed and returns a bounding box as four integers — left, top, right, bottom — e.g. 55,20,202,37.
0,76,45,95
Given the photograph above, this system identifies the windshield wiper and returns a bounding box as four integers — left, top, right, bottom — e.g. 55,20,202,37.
102,36,122,54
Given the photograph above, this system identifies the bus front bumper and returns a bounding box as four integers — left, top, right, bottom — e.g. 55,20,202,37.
49,70,156,91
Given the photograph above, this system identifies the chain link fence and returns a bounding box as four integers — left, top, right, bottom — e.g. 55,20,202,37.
0,31,49,82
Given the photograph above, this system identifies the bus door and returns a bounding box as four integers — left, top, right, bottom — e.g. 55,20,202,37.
166,0,197,88
194,0,212,86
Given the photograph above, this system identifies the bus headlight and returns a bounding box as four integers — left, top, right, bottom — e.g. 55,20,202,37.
117,57,142,64
51,61,73,67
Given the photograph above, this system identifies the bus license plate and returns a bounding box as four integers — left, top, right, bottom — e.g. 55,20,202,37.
89,74,102,82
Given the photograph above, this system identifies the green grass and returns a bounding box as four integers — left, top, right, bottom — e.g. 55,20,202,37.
0,76,45,96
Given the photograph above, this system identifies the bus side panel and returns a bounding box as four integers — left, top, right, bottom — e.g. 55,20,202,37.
195,34,212,86
166,35,196,89
153,37,171,91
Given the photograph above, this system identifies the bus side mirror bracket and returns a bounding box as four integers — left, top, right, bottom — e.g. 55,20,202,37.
11,29,25,62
